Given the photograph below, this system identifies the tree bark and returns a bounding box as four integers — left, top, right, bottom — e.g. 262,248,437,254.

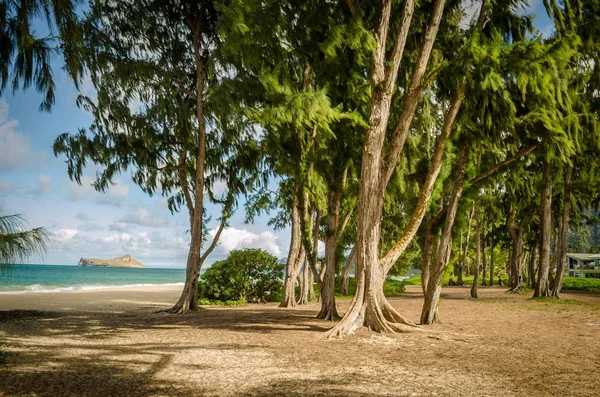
281,193,303,307
470,208,481,299
527,242,537,289
421,144,469,324
319,182,343,319
551,164,572,298
489,224,495,286
534,161,553,297
458,205,475,286
482,223,487,286
170,13,208,314
327,0,449,337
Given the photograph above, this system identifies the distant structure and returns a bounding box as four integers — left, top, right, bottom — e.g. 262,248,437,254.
566,253,600,279
78,254,147,268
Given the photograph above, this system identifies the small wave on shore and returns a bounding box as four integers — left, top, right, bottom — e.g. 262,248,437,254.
0,282,185,294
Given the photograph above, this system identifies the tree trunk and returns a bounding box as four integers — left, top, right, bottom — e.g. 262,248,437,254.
551,164,572,298
489,225,495,286
170,24,207,314
534,161,553,297
421,144,469,324
527,242,537,289
470,208,481,299
327,0,449,337
280,193,303,307
458,204,476,286
340,246,356,295
299,260,311,305
319,173,345,320
482,223,487,286
421,215,435,295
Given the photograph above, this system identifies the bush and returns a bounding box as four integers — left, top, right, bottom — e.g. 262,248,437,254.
198,249,284,303
561,276,600,292
383,278,406,296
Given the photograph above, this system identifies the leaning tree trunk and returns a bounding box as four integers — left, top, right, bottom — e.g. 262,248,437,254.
534,161,553,297
340,246,356,295
470,209,481,299
281,194,303,307
551,164,572,298
327,0,450,337
421,144,469,324
508,227,525,291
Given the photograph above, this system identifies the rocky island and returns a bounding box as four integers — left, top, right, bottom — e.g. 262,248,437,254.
78,254,147,268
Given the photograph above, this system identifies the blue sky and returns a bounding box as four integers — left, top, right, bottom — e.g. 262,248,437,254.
0,1,553,268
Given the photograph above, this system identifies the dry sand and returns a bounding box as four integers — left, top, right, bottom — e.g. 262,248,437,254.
1,285,599,396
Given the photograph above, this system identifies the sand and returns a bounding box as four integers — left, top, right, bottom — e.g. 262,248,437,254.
1,285,599,396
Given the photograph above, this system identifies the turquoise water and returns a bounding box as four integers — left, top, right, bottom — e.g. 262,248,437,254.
0,264,187,293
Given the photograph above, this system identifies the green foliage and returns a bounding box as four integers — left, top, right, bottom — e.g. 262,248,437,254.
198,249,284,303
336,277,405,298
198,298,246,306
0,0,84,111
0,210,48,266
561,276,600,292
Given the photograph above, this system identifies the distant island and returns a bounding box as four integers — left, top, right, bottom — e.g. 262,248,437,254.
78,254,147,268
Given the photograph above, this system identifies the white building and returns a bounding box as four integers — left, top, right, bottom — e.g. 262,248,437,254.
566,253,600,279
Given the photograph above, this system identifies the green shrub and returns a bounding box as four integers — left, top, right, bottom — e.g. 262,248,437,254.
561,276,600,292
198,298,246,306
198,249,284,304
383,278,406,296
403,275,422,285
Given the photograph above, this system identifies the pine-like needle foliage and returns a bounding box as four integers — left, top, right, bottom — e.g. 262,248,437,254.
0,210,48,265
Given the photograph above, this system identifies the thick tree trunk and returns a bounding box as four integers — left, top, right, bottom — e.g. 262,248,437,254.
281,194,303,307
470,209,481,299
551,164,572,298
421,144,469,324
340,246,356,295
327,0,448,337
534,161,553,297
319,174,345,319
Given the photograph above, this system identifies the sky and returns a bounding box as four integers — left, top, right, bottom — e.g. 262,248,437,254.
0,1,553,268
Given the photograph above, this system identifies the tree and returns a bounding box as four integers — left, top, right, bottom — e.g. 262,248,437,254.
0,0,84,110
0,210,48,265
198,249,284,303
54,0,262,313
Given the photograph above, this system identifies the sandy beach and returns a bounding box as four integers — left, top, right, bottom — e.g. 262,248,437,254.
1,285,599,396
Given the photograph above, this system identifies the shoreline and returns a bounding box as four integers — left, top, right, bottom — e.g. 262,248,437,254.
0,284,184,312
0,282,184,295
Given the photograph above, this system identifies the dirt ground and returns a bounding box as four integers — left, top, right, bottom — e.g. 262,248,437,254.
0,285,599,397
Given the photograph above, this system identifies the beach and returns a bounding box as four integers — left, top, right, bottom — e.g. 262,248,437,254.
1,286,600,396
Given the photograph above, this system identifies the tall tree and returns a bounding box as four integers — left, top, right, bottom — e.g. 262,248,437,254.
54,0,261,313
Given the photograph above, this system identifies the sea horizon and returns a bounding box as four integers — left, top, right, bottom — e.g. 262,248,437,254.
0,264,191,294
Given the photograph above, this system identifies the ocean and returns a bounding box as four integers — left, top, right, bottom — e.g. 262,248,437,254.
0,264,187,293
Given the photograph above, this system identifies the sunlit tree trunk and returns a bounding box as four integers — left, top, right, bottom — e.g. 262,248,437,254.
340,246,356,295
281,194,303,307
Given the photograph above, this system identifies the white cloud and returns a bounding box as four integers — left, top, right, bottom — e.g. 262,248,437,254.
207,227,283,259
53,228,78,242
0,100,41,171
118,207,169,227
69,176,130,206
